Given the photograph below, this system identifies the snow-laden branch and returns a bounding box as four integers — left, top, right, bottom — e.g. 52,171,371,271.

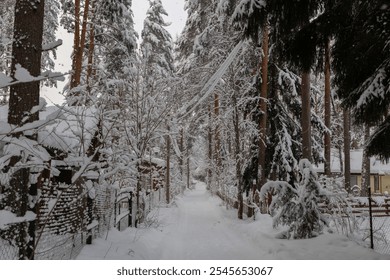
42,39,63,51
176,40,244,120
0,64,66,89
0,210,36,230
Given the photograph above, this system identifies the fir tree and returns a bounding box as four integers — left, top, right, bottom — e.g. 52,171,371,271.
260,159,328,239
140,0,174,79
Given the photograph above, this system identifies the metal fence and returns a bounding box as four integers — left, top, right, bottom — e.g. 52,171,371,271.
367,189,390,255
0,182,116,260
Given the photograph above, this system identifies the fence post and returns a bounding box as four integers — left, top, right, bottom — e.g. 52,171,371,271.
114,190,117,228
368,187,374,249
128,191,133,227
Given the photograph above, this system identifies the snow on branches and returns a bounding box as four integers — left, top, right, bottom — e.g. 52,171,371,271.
260,159,328,239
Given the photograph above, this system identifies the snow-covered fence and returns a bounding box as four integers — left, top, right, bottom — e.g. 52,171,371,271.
319,197,390,217
114,186,167,230
318,196,390,255
215,189,256,218
114,189,133,230
0,180,116,260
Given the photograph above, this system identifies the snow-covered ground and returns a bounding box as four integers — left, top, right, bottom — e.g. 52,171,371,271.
77,181,390,260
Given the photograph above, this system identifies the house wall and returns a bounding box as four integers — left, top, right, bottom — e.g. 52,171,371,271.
380,175,390,194
357,175,390,194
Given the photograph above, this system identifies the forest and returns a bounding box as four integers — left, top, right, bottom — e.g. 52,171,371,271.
0,0,390,260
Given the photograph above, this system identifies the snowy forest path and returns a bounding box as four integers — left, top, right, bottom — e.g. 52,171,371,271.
77,181,266,259
156,181,261,259
76,181,390,260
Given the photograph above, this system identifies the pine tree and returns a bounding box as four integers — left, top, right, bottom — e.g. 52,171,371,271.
41,0,61,87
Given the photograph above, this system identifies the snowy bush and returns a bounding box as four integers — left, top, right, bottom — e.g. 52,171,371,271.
260,159,328,239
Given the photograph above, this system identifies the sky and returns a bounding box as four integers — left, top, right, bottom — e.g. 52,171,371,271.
42,0,187,105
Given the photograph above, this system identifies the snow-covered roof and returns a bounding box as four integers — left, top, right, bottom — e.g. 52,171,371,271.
143,155,166,167
314,149,390,175
0,105,99,153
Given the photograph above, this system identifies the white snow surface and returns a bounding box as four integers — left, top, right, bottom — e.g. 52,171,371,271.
77,182,389,260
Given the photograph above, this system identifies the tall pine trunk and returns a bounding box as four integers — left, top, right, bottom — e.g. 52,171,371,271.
343,109,351,192
165,122,171,204
70,0,91,104
361,125,370,196
70,0,81,89
301,71,312,161
86,0,96,92
324,40,332,176
8,0,46,260
257,24,269,190
207,102,213,190
214,92,221,174
232,89,243,219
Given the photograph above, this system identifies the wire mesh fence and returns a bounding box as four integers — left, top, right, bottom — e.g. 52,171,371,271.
372,216,390,255
366,191,390,255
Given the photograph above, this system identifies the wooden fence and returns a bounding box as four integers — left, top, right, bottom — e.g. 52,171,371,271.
345,198,389,217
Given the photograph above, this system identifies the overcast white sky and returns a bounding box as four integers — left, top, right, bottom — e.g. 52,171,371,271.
42,0,187,105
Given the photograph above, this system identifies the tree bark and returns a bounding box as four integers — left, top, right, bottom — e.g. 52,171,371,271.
8,0,46,260
179,128,184,180
70,0,91,104
166,122,170,204
70,0,81,89
214,92,221,171
233,90,243,219
86,0,96,92
343,109,351,192
257,24,269,189
361,125,370,196
324,40,332,176
301,71,312,161
207,102,213,190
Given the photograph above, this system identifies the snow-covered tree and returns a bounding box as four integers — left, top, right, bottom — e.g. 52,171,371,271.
260,159,328,239
41,0,61,87
141,0,174,79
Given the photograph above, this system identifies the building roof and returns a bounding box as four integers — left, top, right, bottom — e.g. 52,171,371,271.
0,105,99,154
314,149,390,175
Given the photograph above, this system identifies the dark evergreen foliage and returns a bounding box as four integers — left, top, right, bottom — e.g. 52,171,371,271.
260,159,328,239
331,1,390,158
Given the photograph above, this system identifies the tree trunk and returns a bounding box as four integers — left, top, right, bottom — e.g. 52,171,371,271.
324,40,332,176
301,71,312,161
70,0,81,89
343,109,351,192
214,92,221,171
86,0,96,92
186,142,190,189
361,125,370,196
70,0,91,104
179,128,184,180
233,90,243,219
257,24,269,190
207,102,213,190
166,122,170,204
7,0,46,260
